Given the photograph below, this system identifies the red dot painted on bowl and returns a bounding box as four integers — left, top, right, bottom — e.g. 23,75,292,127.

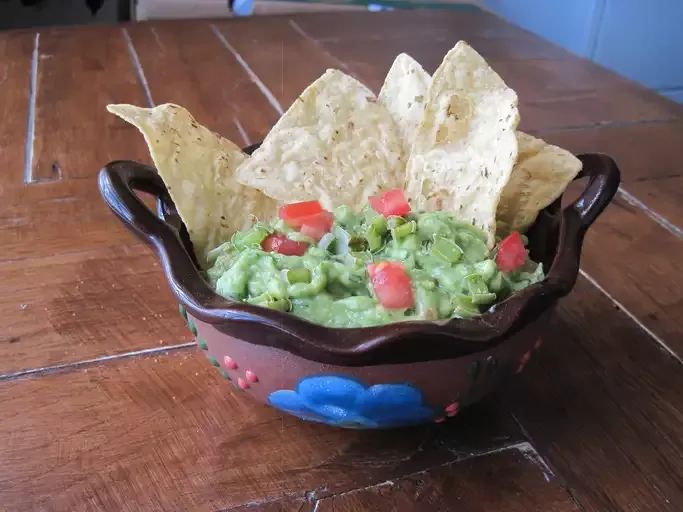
534,338,543,350
434,417,445,423
237,378,249,390
520,351,531,364
224,356,238,370
245,370,258,383
445,402,460,417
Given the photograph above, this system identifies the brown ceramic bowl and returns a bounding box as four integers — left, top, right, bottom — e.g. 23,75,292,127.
98,147,620,429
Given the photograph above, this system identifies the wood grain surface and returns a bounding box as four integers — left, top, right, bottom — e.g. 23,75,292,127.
0,31,33,193
313,449,579,512
0,10,681,512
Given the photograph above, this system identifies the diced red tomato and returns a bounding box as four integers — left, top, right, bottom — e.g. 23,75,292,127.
279,201,324,229
367,261,415,309
299,211,334,241
369,189,411,218
261,234,308,256
495,232,527,272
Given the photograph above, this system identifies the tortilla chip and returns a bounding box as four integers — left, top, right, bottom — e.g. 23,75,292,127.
106,103,278,267
235,69,404,211
405,41,519,247
497,132,582,234
378,53,431,157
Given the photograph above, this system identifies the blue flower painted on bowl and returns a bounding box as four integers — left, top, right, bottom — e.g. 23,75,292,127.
267,374,436,429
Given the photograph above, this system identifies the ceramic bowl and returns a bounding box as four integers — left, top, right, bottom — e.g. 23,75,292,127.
98,148,620,429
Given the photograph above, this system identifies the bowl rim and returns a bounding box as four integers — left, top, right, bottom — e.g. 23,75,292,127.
98,150,620,366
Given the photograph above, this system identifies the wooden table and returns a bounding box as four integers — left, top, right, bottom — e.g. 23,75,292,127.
1,10,682,511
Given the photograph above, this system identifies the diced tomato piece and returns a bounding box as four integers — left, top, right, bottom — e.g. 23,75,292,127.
495,232,527,272
279,201,324,229
368,261,415,309
369,189,411,218
299,211,335,241
261,234,308,256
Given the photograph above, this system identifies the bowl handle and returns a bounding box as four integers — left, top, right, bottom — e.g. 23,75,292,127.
97,160,200,269
546,153,621,295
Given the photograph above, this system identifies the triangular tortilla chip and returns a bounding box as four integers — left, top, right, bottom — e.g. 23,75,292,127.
405,41,519,247
497,132,582,233
107,103,278,267
235,69,404,211
378,53,431,158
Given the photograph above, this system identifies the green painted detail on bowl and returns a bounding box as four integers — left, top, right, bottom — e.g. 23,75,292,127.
178,304,187,320
187,317,197,336
485,356,499,377
220,370,232,381
208,356,220,367
466,360,480,385
198,338,208,351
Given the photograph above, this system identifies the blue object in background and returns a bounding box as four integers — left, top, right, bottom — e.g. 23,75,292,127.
592,0,683,101
232,0,254,16
482,0,683,103
268,374,436,428
368,4,394,11
483,0,603,57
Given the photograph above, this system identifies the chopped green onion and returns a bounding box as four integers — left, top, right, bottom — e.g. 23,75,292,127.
285,268,311,284
466,274,488,295
366,227,383,252
451,294,480,319
392,220,416,240
415,286,439,320
431,237,464,264
400,234,420,252
465,273,495,305
470,292,496,305
387,216,406,230
473,259,497,282
246,294,291,312
520,234,529,246
233,226,270,249
371,215,388,235
488,272,506,294
288,263,328,298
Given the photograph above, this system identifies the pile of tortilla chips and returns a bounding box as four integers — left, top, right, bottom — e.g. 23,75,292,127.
108,41,581,268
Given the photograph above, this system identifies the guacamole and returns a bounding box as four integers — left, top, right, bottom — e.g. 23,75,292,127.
205,195,544,328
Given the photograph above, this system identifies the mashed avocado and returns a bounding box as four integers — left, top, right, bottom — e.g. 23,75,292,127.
205,205,544,328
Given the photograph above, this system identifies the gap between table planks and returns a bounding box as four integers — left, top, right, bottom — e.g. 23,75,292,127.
0,31,33,194
226,448,579,511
